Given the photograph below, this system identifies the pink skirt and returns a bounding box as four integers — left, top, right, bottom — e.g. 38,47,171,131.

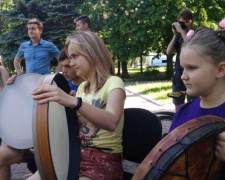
79,147,123,180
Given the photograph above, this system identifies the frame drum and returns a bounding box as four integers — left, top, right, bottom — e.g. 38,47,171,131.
0,73,43,149
33,73,80,180
132,115,225,180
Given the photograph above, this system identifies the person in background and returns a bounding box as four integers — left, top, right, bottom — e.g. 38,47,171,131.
31,31,125,180
169,19,225,161
0,65,10,92
7,18,60,84
0,63,9,145
167,9,197,111
58,48,84,92
74,15,91,32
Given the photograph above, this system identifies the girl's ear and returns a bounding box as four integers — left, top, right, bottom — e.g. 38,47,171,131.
216,62,225,79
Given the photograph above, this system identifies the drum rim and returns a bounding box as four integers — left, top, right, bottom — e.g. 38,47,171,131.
132,115,225,180
32,73,80,180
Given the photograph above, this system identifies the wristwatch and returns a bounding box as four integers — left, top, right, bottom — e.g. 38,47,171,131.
73,97,82,111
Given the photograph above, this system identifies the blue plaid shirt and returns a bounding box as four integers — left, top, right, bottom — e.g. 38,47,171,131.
16,38,60,75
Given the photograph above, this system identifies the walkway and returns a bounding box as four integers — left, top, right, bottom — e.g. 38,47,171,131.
6,82,174,179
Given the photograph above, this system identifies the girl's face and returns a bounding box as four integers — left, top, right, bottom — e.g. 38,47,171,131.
68,44,93,78
180,47,218,97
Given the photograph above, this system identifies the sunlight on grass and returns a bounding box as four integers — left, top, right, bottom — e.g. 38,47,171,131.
115,67,166,74
128,81,172,104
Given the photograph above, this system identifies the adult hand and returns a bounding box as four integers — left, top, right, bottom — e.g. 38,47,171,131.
6,75,17,85
172,22,183,34
32,85,76,108
216,131,225,161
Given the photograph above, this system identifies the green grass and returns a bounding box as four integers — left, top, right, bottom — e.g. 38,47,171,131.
127,81,172,104
118,67,169,82
118,67,173,104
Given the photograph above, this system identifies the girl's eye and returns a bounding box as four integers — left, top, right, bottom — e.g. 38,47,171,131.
188,66,196,70
71,54,78,59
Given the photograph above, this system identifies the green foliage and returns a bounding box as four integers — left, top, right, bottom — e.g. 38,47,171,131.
0,0,83,70
1,0,225,75
0,0,14,11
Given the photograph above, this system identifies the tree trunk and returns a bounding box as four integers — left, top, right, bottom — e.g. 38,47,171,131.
122,61,129,78
131,57,137,68
140,55,143,73
166,54,174,78
117,56,121,76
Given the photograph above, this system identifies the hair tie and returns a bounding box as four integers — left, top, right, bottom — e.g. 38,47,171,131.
218,18,225,40
186,30,195,39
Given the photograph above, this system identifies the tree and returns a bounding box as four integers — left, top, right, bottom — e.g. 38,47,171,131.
0,0,83,70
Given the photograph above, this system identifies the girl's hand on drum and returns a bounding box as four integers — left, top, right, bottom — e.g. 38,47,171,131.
216,132,225,161
32,85,76,108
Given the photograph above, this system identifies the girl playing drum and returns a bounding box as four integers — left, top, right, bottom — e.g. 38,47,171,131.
169,19,225,161
30,31,125,180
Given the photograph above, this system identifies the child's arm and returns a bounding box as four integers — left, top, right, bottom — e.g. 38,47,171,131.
33,86,125,132
78,88,125,132
216,132,225,161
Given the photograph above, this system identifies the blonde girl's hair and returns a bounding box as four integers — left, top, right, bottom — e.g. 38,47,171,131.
65,31,115,93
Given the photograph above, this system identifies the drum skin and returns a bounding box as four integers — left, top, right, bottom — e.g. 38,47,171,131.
0,73,43,149
33,73,80,180
132,115,225,180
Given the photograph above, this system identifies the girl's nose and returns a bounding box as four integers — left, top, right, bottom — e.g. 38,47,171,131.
181,70,187,81
70,59,75,66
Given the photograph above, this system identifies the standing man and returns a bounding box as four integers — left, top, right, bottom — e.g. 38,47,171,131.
74,15,91,32
167,9,196,111
7,18,60,84
58,49,84,92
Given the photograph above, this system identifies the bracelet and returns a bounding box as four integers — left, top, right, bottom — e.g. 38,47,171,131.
73,97,82,111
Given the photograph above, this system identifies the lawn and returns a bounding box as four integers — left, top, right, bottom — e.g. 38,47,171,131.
126,81,172,104
123,67,173,104
117,67,169,82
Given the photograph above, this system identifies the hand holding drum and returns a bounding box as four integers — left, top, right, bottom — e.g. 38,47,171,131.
0,73,80,180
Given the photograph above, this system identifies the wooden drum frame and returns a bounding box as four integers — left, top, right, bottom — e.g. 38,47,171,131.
32,73,80,180
132,115,225,180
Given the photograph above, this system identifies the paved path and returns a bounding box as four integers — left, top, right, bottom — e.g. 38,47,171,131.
6,82,174,179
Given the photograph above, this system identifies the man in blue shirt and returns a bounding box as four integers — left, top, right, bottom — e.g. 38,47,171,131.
7,18,60,84
15,18,60,75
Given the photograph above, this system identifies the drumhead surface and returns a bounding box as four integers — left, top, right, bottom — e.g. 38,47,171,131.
0,73,43,149
48,82,69,179
33,73,80,180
